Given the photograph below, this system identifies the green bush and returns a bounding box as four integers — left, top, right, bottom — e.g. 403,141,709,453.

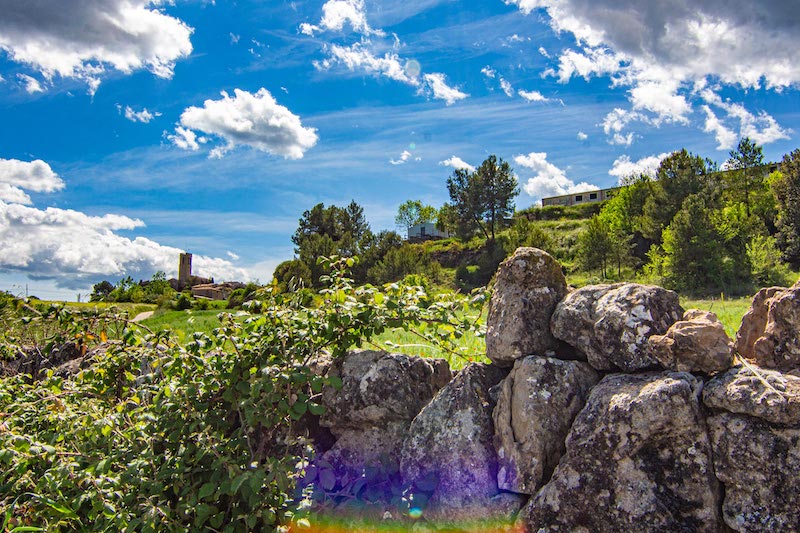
0,258,483,531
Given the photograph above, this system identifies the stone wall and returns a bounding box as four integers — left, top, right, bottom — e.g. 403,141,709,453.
305,247,800,532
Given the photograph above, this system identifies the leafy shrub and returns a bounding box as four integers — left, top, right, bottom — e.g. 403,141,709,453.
0,257,483,531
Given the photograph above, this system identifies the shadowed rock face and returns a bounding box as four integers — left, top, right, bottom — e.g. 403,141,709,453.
735,286,800,371
400,363,526,523
493,356,599,494
519,372,723,533
551,283,684,372
709,413,800,532
648,309,733,374
318,350,451,480
486,247,568,367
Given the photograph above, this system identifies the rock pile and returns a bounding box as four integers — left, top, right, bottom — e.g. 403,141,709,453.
308,248,800,532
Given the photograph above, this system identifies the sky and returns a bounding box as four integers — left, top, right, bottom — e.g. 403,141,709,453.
1,0,799,300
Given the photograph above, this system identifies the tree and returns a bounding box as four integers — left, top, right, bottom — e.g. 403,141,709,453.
446,155,519,241
661,195,728,292
90,280,114,302
641,149,709,243
395,200,437,233
576,216,614,278
725,137,765,217
773,149,800,267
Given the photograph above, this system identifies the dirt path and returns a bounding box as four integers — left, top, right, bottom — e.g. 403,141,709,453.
132,311,155,322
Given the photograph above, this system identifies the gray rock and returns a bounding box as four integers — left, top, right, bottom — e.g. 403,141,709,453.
321,349,451,432
519,372,722,532
709,413,800,532
401,363,525,523
703,365,800,426
735,286,800,371
486,248,568,367
493,356,599,494
648,309,733,374
551,283,683,372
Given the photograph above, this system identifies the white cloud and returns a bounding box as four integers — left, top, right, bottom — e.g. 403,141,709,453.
701,105,737,150
481,66,497,79
0,158,248,288
122,106,161,124
519,89,548,102
510,0,800,144
701,89,791,146
230,33,241,44
0,0,193,91
18,74,44,94
577,131,588,141
608,153,669,181
601,108,640,146
171,88,319,159
500,78,515,97
439,156,475,172
227,251,240,261
0,201,247,288
315,42,418,84
515,152,599,203
0,158,65,205
300,0,383,36
390,150,412,165
421,73,468,105
167,126,201,151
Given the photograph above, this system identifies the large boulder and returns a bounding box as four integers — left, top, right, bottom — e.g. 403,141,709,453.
321,350,451,431
703,365,800,426
400,363,526,524
708,413,800,532
735,286,800,371
648,309,733,374
317,350,451,480
493,356,599,494
486,248,568,367
519,372,722,532
551,283,684,372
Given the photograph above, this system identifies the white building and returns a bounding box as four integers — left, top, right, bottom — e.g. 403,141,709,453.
407,222,449,241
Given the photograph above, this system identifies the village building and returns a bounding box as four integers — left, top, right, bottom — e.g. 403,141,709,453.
541,186,620,207
407,222,450,242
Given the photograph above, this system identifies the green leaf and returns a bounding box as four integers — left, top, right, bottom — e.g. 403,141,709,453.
198,482,216,500
230,473,248,495
307,402,325,416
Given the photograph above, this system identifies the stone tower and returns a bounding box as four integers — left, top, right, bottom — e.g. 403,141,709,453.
178,253,192,287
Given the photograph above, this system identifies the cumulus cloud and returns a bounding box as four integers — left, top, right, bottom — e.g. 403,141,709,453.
509,0,799,144
577,131,588,141
0,202,247,288
0,158,65,205
0,0,193,91
421,73,468,105
120,105,161,124
608,153,669,181
300,0,382,36
390,150,413,165
601,108,640,146
481,66,496,79
439,156,475,172
170,88,318,159
0,158,247,288
519,89,548,102
514,152,599,203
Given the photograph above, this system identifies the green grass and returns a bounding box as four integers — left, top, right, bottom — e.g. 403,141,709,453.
139,309,235,343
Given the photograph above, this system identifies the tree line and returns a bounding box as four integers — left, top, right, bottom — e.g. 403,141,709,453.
276,140,800,296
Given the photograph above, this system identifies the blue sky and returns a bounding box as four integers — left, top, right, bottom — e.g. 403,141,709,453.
1,0,799,300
